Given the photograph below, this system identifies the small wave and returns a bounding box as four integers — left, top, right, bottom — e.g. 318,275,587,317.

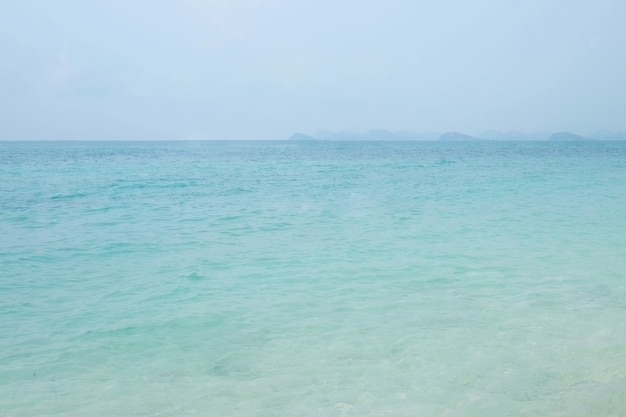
49,192,90,200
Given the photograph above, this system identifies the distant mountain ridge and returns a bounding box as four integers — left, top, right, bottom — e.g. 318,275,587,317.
287,130,625,141
591,130,626,141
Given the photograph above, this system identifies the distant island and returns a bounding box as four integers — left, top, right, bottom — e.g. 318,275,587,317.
548,132,592,141
288,133,317,141
438,132,479,141
308,129,438,141
287,129,624,141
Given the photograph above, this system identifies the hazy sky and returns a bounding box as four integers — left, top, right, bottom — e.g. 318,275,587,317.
1,0,625,140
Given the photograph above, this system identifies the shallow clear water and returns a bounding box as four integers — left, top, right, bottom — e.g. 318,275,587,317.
1,140,626,416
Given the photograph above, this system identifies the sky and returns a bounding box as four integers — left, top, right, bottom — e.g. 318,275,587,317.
1,0,625,140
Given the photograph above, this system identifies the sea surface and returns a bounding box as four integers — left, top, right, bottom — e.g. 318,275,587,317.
1,140,626,416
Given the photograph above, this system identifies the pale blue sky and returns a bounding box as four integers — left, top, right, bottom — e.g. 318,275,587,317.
1,0,625,140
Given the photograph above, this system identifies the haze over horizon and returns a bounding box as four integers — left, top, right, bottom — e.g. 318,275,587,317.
1,0,625,140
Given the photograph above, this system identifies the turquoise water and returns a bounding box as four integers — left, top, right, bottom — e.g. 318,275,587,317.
1,140,626,416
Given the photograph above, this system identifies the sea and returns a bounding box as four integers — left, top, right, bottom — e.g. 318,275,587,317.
1,140,626,416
